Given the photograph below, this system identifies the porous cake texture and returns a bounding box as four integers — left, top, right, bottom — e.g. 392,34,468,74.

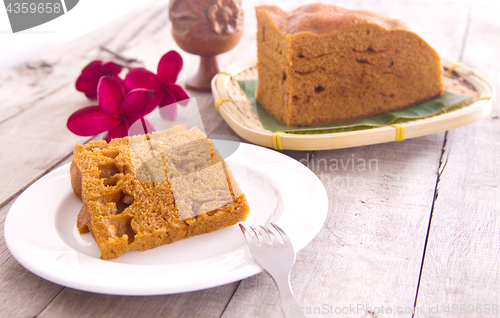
71,125,249,260
255,4,444,127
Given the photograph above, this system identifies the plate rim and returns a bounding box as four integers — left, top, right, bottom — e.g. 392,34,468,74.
4,141,328,295
211,57,495,151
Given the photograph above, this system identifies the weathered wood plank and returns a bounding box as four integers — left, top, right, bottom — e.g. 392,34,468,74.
2,1,494,318
37,282,240,318
1,190,239,318
0,1,168,124
0,1,171,205
0,152,79,317
221,0,471,317
0,149,74,264
0,258,64,318
223,134,447,318
0,0,256,316
0,199,65,318
0,0,262,207
0,3,255,318
1,200,16,267
415,2,500,316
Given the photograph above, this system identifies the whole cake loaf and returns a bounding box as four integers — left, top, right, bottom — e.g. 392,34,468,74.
71,125,249,260
255,4,444,127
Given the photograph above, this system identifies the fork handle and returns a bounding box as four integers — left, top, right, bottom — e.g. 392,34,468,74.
272,273,307,318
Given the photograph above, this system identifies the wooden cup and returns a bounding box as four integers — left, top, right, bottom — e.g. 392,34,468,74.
170,0,244,92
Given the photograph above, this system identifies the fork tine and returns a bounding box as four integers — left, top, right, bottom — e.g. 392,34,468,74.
240,223,304,317
239,223,247,234
239,224,251,242
259,226,278,245
270,223,291,246
240,224,257,242
249,226,261,244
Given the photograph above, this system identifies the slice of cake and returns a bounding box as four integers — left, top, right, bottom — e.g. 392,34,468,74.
70,125,249,260
255,4,444,127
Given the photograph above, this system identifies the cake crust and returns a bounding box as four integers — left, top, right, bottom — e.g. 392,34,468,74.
255,4,444,127
71,126,249,260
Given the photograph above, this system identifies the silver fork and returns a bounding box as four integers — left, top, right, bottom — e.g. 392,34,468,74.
239,223,306,318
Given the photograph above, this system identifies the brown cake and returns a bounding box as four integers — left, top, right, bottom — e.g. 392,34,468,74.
255,4,444,127
71,125,249,260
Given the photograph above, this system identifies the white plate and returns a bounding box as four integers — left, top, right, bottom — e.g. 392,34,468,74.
4,142,328,295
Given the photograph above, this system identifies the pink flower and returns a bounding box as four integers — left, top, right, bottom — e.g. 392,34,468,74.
67,76,156,142
124,51,190,120
75,60,123,99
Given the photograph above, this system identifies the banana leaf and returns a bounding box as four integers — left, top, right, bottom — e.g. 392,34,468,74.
238,79,473,134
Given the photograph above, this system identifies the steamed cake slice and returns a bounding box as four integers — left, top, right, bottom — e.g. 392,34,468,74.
129,134,156,182
149,126,205,153
161,137,233,221
169,161,233,220
71,125,249,260
129,125,188,183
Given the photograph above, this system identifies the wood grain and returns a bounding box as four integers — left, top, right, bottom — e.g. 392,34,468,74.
0,1,170,205
223,134,447,318
222,1,472,317
37,283,240,318
0,200,65,318
0,1,253,316
0,0,498,318
0,0,262,206
415,3,500,316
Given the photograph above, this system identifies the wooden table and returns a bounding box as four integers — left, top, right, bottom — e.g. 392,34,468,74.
1,0,499,317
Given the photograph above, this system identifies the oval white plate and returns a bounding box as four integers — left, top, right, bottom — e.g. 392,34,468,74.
4,142,328,295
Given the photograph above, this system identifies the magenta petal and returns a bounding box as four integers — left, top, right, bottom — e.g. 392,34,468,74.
143,91,163,115
124,68,161,91
85,91,98,100
121,89,155,116
168,84,190,106
80,60,103,78
67,106,120,136
75,75,98,96
106,121,129,142
159,89,176,107
102,60,123,76
157,51,183,85
159,103,177,120
127,115,156,136
98,76,125,117
76,61,106,99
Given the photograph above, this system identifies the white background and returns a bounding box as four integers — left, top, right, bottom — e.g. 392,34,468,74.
0,0,154,71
